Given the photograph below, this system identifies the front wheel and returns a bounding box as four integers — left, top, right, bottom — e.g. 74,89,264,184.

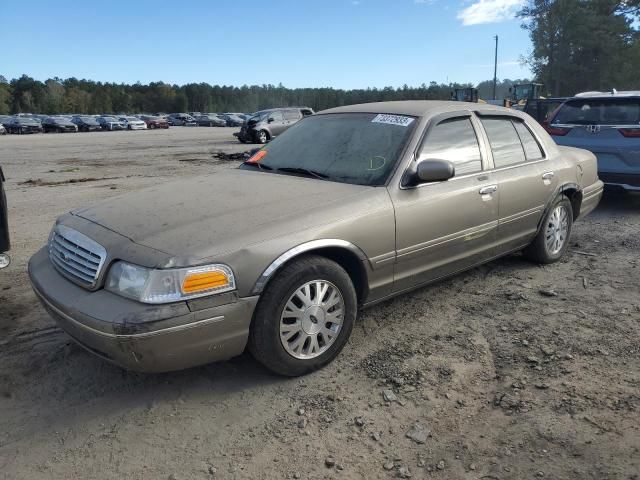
523,195,573,264
249,255,357,376
256,130,268,144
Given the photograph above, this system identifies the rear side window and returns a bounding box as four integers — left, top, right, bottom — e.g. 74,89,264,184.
418,117,482,175
481,118,526,168
553,98,640,125
513,121,544,161
284,109,301,120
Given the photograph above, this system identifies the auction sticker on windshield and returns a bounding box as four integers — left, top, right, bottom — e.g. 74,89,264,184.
372,114,414,127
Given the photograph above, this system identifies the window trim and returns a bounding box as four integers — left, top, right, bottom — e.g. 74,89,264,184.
512,118,545,162
475,113,549,172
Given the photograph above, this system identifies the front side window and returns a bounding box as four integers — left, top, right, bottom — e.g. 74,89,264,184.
269,111,284,122
418,117,482,176
481,118,526,168
246,113,416,186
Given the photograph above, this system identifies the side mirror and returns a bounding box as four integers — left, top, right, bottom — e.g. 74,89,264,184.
411,158,455,185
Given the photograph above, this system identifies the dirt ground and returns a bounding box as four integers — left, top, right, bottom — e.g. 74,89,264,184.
0,127,638,480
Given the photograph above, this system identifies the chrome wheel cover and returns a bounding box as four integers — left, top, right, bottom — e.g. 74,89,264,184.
545,205,569,255
258,131,267,143
279,280,344,360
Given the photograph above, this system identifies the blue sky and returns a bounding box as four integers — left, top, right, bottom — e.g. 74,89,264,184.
3,0,532,88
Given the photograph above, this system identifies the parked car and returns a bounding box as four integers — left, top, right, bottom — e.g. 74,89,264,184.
0,165,9,269
167,113,197,126
141,115,169,129
119,116,148,130
220,113,246,127
195,114,226,127
5,117,43,134
28,101,603,376
42,117,78,133
72,116,103,132
97,116,126,131
235,107,314,144
546,91,640,191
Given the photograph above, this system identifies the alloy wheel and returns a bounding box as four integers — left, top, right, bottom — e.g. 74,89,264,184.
545,205,569,255
279,280,344,360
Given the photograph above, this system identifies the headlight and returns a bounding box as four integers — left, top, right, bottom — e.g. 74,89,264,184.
105,261,236,304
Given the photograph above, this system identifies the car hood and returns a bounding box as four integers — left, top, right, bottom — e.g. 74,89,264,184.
72,169,373,260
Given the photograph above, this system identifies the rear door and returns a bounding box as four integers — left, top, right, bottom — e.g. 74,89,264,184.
390,113,499,292
477,115,557,253
283,109,302,130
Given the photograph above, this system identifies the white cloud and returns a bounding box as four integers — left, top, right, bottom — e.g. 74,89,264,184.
457,0,525,26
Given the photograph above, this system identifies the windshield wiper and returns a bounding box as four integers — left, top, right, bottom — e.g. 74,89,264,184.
276,167,330,180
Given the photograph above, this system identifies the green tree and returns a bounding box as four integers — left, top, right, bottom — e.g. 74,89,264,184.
519,0,639,96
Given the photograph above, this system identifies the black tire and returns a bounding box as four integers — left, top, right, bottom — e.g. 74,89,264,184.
249,255,357,376
256,130,269,144
523,195,573,264
149,123,156,129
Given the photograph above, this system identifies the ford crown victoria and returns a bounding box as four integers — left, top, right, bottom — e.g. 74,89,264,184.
28,101,603,376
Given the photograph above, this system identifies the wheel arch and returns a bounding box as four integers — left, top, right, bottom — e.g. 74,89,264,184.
251,240,370,304
537,182,581,234
559,183,583,219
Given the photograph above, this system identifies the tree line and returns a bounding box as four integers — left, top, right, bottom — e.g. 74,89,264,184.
519,0,640,96
0,75,527,116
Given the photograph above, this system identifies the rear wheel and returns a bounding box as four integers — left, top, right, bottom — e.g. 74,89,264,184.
149,123,156,129
523,195,573,264
249,255,357,376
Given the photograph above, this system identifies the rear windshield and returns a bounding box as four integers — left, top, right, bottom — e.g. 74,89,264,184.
553,98,640,125
249,113,416,186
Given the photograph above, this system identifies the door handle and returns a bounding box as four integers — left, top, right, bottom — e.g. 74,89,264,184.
542,171,555,180
479,185,498,195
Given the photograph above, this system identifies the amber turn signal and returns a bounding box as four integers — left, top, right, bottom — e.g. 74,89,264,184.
182,270,230,294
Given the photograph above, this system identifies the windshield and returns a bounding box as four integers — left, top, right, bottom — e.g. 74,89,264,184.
101,116,118,121
246,113,416,186
553,98,640,125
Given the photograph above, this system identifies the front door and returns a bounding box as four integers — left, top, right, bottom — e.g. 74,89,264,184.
268,111,286,136
390,114,499,293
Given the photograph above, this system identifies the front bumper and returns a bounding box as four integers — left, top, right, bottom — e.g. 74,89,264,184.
28,247,259,372
234,128,254,142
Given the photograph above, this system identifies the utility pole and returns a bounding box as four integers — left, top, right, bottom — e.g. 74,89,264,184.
493,35,498,101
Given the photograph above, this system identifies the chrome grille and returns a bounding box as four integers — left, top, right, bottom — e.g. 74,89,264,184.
48,225,107,288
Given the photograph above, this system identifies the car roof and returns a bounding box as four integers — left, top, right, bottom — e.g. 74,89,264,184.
573,90,640,98
318,100,519,118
